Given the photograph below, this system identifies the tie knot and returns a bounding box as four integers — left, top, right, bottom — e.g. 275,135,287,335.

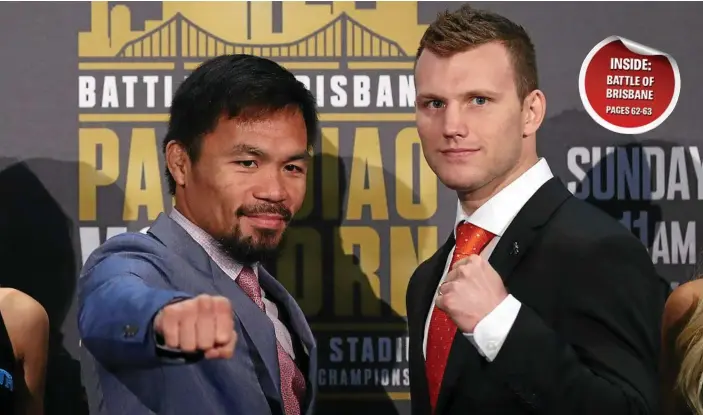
455,222,495,257
237,266,264,309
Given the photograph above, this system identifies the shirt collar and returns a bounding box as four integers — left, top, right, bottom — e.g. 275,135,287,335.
454,158,554,237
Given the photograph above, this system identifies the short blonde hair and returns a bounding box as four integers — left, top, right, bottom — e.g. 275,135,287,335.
416,4,539,101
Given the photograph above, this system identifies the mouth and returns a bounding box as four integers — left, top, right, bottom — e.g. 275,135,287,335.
440,148,480,158
243,215,287,230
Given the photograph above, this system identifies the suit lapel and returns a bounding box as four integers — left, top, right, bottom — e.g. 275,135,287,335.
413,236,454,343
257,266,318,413
147,213,282,405
148,213,212,277
409,236,454,414
257,266,316,357
488,177,571,284
435,177,572,413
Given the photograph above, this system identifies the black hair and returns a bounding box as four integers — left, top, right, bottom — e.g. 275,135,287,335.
163,54,319,195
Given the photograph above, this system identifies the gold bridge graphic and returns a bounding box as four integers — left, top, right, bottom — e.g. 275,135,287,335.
117,12,411,69
78,1,422,123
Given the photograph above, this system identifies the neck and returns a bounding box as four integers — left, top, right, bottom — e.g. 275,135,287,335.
173,192,197,223
458,154,538,215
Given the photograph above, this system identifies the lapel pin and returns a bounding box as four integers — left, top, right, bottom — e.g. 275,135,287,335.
511,242,519,256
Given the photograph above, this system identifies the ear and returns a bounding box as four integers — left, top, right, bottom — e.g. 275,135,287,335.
165,140,189,189
522,89,547,137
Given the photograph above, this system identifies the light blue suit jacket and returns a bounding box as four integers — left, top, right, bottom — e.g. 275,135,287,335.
77,213,317,415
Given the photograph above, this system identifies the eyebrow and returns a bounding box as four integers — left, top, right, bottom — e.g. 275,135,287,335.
287,151,312,163
463,89,501,98
417,89,501,101
416,92,443,101
230,144,311,162
231,143,265,156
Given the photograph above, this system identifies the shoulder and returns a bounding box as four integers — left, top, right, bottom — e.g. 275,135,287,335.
663,279,703,332
82,231,167,274
95,230,166,255
556,196,638,240
547,196,650,261
0,288,48,359
544,197,665,293
0,288,48,326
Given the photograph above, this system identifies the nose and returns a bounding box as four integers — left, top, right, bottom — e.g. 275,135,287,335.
252,171,288,203
442,103,468,139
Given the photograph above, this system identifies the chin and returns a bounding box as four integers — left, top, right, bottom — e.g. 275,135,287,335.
245,226,282,239
436,173,485,192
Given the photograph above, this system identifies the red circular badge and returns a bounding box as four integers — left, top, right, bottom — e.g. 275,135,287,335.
579,36,680,134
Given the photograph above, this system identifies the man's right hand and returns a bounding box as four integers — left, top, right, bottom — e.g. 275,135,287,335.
153,294,236,359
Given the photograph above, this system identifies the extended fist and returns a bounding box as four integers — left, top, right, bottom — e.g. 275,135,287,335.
153,294,236,359
436,254,508,333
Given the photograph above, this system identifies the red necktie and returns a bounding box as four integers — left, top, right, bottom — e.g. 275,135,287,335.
425,222,495,413
237,267,307,415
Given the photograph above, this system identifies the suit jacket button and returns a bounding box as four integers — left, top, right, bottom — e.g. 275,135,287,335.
123,325,138,338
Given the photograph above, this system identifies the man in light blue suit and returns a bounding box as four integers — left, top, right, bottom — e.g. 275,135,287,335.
77,54,320,415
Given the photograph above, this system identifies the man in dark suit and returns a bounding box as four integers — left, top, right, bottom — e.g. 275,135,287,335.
77,54,319,415
406,5,667,415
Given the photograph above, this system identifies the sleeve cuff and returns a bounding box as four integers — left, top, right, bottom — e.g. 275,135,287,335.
465,294,522,362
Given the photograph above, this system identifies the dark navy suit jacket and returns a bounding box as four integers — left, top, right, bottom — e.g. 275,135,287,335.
77,213,317,415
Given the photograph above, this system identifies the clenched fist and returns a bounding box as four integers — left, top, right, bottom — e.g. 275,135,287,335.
436,254,508,333
153,294,237,359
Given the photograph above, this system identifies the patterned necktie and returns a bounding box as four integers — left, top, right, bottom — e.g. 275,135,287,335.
237,267,307,415
425,222,495,413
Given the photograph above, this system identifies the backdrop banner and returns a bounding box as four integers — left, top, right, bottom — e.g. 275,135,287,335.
0,2,701,414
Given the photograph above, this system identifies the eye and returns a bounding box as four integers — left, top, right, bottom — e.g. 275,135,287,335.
471,96,488,105
284,164,305,173
424,100,445,109
236,160,258,168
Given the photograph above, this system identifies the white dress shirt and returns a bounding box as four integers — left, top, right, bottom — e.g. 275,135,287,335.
423,158,554,362
170,208,297,359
